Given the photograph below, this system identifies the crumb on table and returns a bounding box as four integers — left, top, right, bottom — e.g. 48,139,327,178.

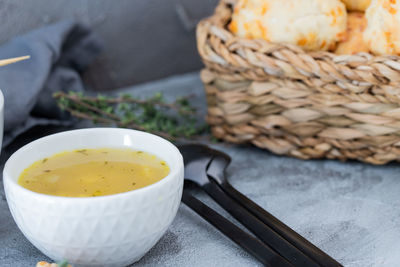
36,261,72,267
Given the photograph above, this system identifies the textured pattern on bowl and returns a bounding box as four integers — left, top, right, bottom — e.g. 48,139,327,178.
3,128,184,267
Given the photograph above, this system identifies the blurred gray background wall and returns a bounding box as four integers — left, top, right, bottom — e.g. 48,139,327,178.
0,0,219,90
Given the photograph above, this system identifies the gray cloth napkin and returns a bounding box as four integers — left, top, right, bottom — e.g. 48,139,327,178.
0,21,102,147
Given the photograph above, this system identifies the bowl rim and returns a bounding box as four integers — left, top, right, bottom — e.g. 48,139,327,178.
3,127,183,202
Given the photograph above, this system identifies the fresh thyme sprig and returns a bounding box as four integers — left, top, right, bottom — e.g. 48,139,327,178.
53,91,208,141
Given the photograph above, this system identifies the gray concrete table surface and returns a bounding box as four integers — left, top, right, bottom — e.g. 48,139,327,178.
1,72,400,266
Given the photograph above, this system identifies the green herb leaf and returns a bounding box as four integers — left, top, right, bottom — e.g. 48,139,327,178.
57,260,69,267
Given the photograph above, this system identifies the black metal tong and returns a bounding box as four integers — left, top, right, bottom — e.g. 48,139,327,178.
179,144,342,267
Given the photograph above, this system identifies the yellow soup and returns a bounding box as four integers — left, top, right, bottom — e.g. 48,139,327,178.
18,148,170,197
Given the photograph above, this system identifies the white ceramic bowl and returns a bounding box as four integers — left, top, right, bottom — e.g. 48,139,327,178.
3,128,184,267
0,89,4,149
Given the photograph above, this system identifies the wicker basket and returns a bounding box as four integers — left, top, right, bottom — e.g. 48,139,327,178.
197,0,400,165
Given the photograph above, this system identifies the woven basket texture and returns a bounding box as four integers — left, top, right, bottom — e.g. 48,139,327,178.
197,0,400,164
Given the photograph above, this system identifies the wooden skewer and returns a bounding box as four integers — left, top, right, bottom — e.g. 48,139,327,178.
0,55,30,67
